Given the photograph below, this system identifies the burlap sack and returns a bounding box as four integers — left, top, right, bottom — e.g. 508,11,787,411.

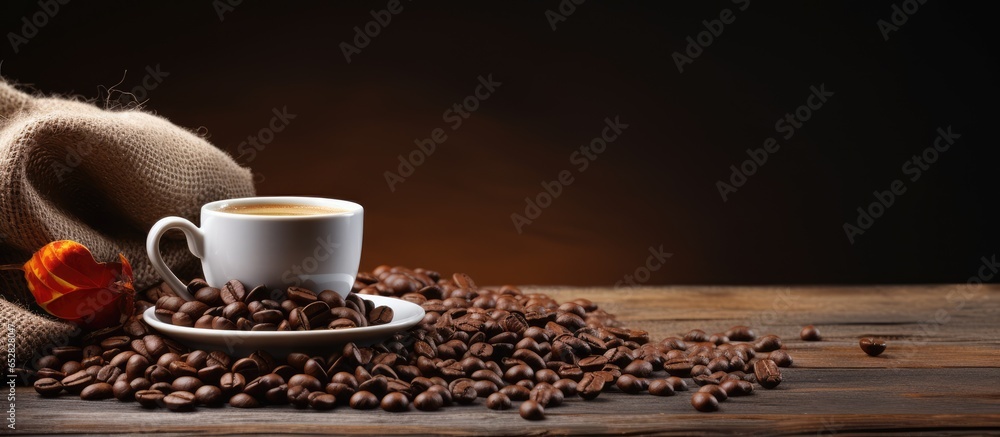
0,79,255,364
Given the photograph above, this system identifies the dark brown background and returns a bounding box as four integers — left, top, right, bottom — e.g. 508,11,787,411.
2,1,996,286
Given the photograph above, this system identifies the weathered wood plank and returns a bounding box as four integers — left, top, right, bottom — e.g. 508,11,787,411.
14,369,1000,435
10,285,1000,435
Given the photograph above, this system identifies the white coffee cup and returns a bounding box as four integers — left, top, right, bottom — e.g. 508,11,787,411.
146,196,363,301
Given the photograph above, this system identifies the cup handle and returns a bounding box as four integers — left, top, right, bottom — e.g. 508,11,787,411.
146,216,205,301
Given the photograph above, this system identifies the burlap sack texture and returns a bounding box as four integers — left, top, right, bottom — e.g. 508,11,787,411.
0,79,255,364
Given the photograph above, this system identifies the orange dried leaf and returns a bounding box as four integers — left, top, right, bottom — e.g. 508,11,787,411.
23,240,135,330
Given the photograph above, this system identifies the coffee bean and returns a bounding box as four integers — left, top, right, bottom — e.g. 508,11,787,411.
195,385,224,406
219,372,246,396
80,382,114,400
266,384,289,405
35,355,61,368
155,297,184,314
286,286,317,306
287,385,311,408
719,379,753,397
318,290,345,308
163,391,196,411
528,385,554,407
222,280,247,304
754,335,783,352
302,301,332,327
664,359,694,377
648,379,675,396
197,365,225,385
288,370,325,389
222,302,249,320
753,359,782,389
519,399,545,420
129,378,151,392
309,392,337,410
504,364,534,383
486,392,511,410
194,315,215,329
577,372,604,400
177,301,209,320
349,390,379,409
33,378,63,397
172,376,203,393
229,392,260,408
698,384,728,402
691,391,719,412
368,306,393,325
252,309,283,324
187,279,209,297
380,392,409,412
472,379,498,398
768,350,794,367
113,379,135,401
414,391,444,411
860,337,887,356
61,370,94,394
243,285,270,303
135,389,165,408
725,326,756,341
150,382,173,393
451,380,477,405
499,384,530,401
616,374,647,394
664,371,689,388
800,325,821,341
194,287,222,306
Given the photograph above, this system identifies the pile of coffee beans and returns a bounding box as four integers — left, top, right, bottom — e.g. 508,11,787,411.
31,266,793,418
155,280,393,330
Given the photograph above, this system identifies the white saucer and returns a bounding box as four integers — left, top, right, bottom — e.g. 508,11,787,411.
143,294,425,358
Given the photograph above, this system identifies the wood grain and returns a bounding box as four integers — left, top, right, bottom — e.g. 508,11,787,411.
13,284,1000,435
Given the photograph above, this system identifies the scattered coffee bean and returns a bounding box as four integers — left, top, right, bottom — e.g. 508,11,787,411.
229,393,260,408
647,379,675,396
414,391,444,411
519,399,545,420
61,370,94,394
691,391,719,412
577,372,604,400
309,392,337,410
719,379,753,397
163,391,196,411
666,376,688,392
698,384,728,402
80,382,114,400
113,379,135,401
135,390,165,408
753,359,782,389
860,337,887,356
381,392,409,412
350,391,379,410
800,325,821,341
616,374,646,394
769,350,793,367
486,392,511,410
33,378,63,397
195,385,224,406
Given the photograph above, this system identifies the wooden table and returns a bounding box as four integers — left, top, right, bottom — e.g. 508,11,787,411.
14,285,1000,435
